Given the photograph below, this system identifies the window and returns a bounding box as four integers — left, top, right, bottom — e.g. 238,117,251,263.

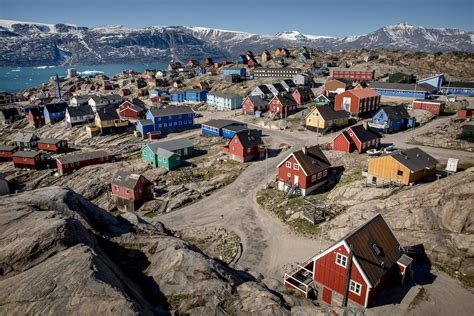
397,170,404,176
293,163,299,170
234,139,238,143
349,280,362,295
311,174,317,182
125,189,130,194
317,172,322,179
286,161,291,168
323,170,328,177
114,185,119,191
336,253,347,268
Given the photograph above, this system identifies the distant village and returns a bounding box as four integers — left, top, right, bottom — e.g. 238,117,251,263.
0,46,473,310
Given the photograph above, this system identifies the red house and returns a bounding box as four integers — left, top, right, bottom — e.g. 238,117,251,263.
222,129,265,162
335,89,381,116
12,150,46,169
332,125,381,154
118,101,146,120
269,94,298,118
0,145,19,161
411,99,445,116
56,150,114,175
457,108,474,119
292,87,314,105
111,171,153,211
28,107,45,128
276,145,331,196
333,69,374,81
242,95,269,115
284,214,413,308
38,138,68,153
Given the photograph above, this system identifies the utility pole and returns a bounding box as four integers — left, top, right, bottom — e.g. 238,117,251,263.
265,147,268,188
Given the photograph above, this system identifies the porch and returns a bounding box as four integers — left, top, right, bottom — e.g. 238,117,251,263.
284,258,317,299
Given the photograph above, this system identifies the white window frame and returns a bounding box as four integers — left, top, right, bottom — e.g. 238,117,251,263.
286,161,291,168
293,163,299,170
336,253,348,268
349,280,362,295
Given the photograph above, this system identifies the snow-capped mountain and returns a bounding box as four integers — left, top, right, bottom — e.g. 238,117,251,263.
0,20,472,67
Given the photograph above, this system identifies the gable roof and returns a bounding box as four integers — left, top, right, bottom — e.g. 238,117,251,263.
389,148,438,172
272,93,298,107
56,150,112,164
349,125,380,143
369,82,432,92
277,145,331,176
67,104,93,117
294,86,314,97
38,138,63,145
148,106,194,117
119,101,144,113
45,102,67,114
147,137,194,154
312,105,350,121
234,129,263,148
0,144,17,152
346,88,380,99
202,119,244,129
245,95,268,108
253,85,272,95
380,105,411,120
441,81,474,89
96,108,119,121
208,92,241,99
13,150,42,158
14,132,37,143
112,171,150,189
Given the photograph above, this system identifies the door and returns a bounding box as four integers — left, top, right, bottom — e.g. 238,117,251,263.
322,287,332,305
294,175,299,185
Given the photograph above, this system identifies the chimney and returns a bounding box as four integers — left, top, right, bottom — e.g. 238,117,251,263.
302,146,307,154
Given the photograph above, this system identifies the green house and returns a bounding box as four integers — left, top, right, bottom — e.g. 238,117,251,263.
141,137,194,170
461,123,474,140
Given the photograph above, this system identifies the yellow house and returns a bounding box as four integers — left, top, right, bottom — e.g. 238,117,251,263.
94,108,128,134
305,105,349,131
367,147,437,186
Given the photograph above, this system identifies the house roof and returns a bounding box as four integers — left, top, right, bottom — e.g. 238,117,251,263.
389,148,438,172
96,108,119,121
120,101,144,112
66,104,93,117
268,83,286,93
103,94,122,101
112,171,150,189
89,95,107,103
326,78,353,87
349,125,380,143
147,137,194,154
281,79,296,87
56,150,112,164
138,119,154,126
346,88,380,99
0,145,18,152
28,107,44,116
380,105,411,120
312,105,350,121
253,85,273,95
202,119,244,129
208,92,241,99
13,150,42,158
292,146,331,175
441,81,474,89
148,106,194,117
414,99,444,104
45,102,67,113
0,108,19,118
245,95,268,108
369,82,432,92
337,213,403,287
234,129,263,148
294,86,314,97
38,138,63,145
14,132,37,143
272,93,298,107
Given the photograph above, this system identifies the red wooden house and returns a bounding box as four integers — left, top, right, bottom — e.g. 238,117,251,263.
221,129,265,162
332,125,381,154
335,89,381,116
457,108,474,119
284,214,413,308
118,101,146,120
111,171,153,211
269,94,298,118
38,138,68,153
56,150,114,175
292,87,314,105
0,145,18,161
411,99,445,116
276,146,331,196
12,150,46,169
242,95,269,115
28,107,45,128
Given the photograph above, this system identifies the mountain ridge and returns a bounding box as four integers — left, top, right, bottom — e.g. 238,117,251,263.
0,19,472,67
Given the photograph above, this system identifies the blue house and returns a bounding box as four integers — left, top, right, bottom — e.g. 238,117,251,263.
136,119,155,135
236,55,248,64
170,89,207,104
170,91,186,103
368,105,415,134
149,90,167,97
143,106,195,133
44,102,67,124
201,119,248,138
439,82,474,96
369,82,432,99
222,67,246,78
417,74,445,91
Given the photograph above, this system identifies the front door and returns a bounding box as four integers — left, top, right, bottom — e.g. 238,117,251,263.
294,175,299,185
322,287,332,305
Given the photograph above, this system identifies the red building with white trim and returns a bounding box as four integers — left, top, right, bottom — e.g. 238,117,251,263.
221,129,265,162
292,87,314,105
276,145,331,196
284,214,413,308
56,150,114,175
12,150,46,169
111,171,153,211
332,125,381,154
411,99,445,116
0,145,18,161
118,100,146,120
38,138,68,153
334,89,381,116
269,94,298,118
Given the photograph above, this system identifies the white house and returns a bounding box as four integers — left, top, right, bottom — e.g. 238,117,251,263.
207,92,243,111
293,73,313,86
65,105,95,127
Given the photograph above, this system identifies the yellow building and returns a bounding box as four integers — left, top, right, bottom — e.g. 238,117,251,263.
305,105,349,131
93,108,128,134
367,148,437,186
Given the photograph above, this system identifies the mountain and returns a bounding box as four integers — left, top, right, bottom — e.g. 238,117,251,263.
0,19,472,67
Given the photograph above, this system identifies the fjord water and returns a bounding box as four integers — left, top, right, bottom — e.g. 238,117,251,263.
0,63,168,93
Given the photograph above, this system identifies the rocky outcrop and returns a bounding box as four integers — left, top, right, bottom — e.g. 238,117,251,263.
0,186,319,314
323,168,474,276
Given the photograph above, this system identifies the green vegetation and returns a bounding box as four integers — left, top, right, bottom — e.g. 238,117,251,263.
256,187,327,236
334,165,364,189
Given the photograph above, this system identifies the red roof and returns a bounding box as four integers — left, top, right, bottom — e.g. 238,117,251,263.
347,88,380,99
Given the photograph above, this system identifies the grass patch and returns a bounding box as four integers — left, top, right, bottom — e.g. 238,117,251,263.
334,166,364,189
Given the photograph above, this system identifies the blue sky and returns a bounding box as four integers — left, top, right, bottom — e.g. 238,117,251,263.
1,0,472,37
